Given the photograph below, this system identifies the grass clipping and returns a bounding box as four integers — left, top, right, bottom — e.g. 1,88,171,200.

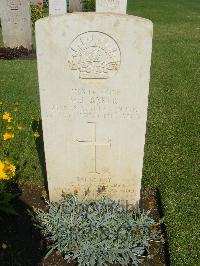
33,195,161,266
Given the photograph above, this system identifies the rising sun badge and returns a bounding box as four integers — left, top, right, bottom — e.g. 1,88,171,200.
68,31,121,80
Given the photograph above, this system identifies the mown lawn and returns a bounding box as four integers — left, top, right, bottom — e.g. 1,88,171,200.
0,0,200,265
128,0,200,265
0,60,42,182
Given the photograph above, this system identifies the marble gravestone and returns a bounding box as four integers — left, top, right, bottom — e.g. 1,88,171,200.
49,0,67,16
36,13,153,206
96,0,127,14
1,0,32,49
69,0,81,12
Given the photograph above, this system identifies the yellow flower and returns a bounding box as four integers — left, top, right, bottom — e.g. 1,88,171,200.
7,125,13,130
2,112,12,122
0,161,16,180
2,243,7,249
33,131,40,138
0,101,3,105
3,132,14,141
0,162,7,180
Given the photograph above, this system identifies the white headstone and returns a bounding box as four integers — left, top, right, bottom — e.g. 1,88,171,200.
36,13,153,206
49,0,67,16
69,0,81,12
96,0,127,14
1,0,32,49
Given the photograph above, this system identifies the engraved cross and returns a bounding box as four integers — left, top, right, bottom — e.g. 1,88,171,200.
76,122,111,174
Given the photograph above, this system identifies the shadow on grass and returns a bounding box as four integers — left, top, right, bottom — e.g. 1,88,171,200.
0,182,73,266
156,189,171,266
32,119,49,198
0,186,46,266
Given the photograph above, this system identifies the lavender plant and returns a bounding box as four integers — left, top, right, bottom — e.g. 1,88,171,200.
33,195,161,266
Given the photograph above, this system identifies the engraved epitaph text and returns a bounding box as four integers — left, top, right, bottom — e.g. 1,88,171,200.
8,0,19,10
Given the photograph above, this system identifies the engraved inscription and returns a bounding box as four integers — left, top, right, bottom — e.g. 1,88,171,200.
46,87,140,121
52,176,135,206
68,31,121,80
8,0,20,10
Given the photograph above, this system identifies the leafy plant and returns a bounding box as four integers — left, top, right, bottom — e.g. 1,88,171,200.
33,195,162,265
43,0,49,7
31,5,44,28
81,0,95,12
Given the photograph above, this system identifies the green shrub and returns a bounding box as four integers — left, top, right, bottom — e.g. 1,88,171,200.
81,0,95,12
31,5,44,28
33,195,162,265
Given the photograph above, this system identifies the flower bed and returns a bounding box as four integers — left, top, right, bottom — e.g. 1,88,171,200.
0,47,36,60
0,185,168,266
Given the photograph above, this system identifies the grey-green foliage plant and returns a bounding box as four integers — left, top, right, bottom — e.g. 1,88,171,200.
32,195,161,266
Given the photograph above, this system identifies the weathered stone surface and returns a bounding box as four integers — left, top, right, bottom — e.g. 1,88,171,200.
36,13,153,206
96,0,127,14
49,0,67,16
1,0,32,49
69,0,81,12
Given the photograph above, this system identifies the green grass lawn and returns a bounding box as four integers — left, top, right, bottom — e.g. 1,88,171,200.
0,60,42,182
0,0,200,265
128,0,200,265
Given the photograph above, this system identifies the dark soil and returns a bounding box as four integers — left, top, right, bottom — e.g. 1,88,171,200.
0,47,36,60
0,184,169,266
